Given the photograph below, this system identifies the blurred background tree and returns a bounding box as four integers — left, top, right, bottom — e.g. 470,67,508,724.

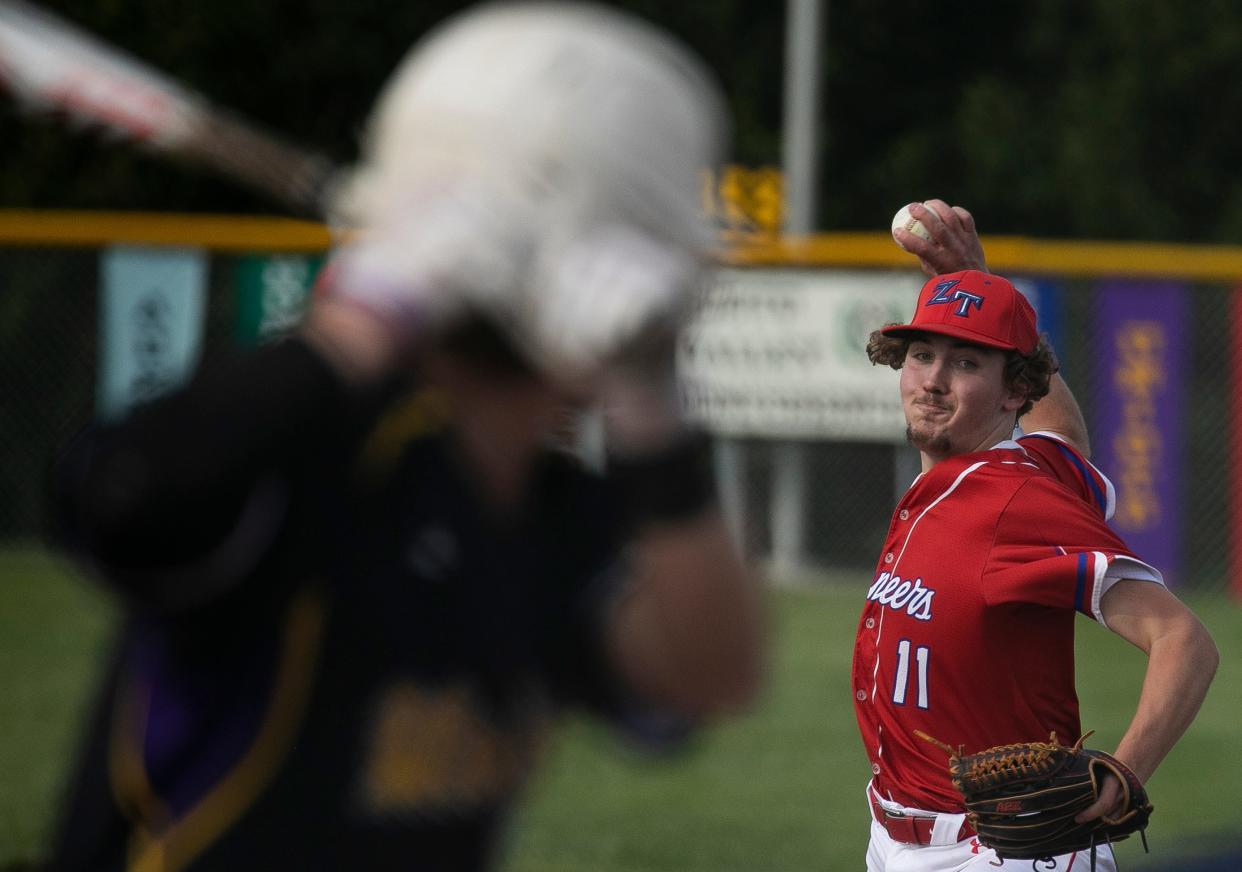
4,0,1242,242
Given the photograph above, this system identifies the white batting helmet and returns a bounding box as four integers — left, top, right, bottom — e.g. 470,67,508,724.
331,1,727,379
337,1,725,243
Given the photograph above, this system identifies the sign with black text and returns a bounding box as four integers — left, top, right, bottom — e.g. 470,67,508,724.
679,269,918,440
97,246,207,420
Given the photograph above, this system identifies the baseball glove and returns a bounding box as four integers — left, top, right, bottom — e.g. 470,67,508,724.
916,730,1153,867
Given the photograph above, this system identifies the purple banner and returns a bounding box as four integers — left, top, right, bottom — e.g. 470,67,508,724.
1092,281,1188,586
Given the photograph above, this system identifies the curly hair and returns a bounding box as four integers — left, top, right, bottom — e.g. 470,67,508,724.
866,328,1059,418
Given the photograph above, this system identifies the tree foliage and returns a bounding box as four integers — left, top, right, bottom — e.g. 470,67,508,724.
4,0,1242,242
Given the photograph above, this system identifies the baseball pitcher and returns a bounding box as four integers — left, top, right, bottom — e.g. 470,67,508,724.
855,202,1218,871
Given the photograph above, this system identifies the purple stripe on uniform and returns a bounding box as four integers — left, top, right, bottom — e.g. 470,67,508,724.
131,625,280,817
1025,434,1106,513
1074,552,1088,614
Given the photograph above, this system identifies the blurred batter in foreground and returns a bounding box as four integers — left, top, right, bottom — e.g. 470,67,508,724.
49,5,764,869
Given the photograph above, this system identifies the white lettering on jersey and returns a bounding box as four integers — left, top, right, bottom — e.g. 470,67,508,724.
866,572,935,621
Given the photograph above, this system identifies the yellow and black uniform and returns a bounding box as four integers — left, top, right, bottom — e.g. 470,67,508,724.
50,338,682,872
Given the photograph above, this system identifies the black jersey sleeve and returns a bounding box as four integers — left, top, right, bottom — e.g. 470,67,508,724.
531,458,693,748
53,337,389,612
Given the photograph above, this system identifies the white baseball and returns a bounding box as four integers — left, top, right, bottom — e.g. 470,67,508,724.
891,204,932,250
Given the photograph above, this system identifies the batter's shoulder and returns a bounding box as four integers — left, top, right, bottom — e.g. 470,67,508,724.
351,389,450,487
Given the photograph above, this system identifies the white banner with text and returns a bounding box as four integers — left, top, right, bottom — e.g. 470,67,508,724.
679,269,921,441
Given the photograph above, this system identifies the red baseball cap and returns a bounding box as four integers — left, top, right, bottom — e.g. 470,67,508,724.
880,270,1039,354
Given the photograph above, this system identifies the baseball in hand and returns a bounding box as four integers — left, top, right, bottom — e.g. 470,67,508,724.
891,204,932,250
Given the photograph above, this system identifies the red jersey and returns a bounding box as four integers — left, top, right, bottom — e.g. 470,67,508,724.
852,432,1162,812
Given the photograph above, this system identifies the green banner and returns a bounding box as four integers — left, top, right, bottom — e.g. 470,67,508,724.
235,254,321,345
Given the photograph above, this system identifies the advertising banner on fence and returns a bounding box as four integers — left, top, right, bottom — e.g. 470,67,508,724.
1011,277,1064,358
97,246,207,421
679,269,919,440
1093,281,1188,586
235,254,320,345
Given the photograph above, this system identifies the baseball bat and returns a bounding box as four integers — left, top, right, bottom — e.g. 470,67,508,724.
0,0,339,215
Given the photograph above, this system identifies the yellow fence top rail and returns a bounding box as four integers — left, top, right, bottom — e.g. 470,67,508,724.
4,210,1242,281
0,210,331,253
726,233,1242,281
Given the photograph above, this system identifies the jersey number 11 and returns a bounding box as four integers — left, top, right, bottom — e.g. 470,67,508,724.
892,640,929,709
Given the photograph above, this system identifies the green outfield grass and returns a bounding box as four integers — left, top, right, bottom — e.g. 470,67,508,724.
0,547,115,862
1,548,1239,870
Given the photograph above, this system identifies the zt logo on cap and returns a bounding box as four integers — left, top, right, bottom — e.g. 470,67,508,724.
927,279,984,317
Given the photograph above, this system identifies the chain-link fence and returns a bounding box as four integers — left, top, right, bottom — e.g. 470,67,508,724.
722,276,1233,595
1,222,1235,598
0,243,243,541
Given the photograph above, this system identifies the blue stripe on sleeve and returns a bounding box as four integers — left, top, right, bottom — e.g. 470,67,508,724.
1024,434,1107,513
1074,552,1088,614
